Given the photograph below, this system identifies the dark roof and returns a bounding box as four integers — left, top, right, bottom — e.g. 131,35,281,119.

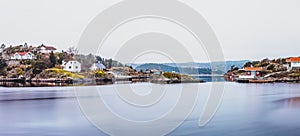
38,45,57,50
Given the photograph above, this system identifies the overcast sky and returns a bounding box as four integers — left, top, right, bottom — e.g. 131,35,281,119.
1,0,300,62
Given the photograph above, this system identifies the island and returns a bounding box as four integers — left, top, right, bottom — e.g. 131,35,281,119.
0,43,204,87
225,57,300,83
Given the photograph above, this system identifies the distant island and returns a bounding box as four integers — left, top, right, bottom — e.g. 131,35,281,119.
128,60,250,75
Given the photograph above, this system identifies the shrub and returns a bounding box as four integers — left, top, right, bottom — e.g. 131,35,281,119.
32,61,47,74
15,68,25,76
0,70,7,76
288,73,300,78
25,60,31,65
163,72,181,80
6,66,13,71
94,70,106,77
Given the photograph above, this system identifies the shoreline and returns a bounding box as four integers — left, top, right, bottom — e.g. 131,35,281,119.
2,78,300,88
0,77,206,87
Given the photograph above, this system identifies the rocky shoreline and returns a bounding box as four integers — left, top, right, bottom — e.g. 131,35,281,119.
0,73,205,87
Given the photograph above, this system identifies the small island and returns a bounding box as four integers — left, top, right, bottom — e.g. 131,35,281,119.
0,43,203,87
225,57,300,83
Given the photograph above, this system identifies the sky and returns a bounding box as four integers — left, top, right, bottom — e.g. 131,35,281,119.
1,0,300,62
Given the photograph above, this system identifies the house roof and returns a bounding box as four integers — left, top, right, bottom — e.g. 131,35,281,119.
244,67,262,71
15,52,31,56
62,60,81,66
38,45,57,50
286,57,300,63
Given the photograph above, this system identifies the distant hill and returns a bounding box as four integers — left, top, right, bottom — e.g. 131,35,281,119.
135,63,213,74
130,60,250,74
164,60,249,70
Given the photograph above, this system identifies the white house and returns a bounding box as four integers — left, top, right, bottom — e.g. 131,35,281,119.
11,52,34,60
62,60,81,73
286,57,300,71
37,45,57,53
90,62,106,71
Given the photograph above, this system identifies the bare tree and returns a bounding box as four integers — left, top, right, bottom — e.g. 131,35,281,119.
67,46,78,54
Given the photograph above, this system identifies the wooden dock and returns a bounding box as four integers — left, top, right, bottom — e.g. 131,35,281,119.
0,78,73,84
237,79,275,83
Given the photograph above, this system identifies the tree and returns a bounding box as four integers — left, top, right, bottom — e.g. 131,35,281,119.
231,65,236,71
0,59,8,76
107,58,113,68
67,46,78,54
267,64,275,71
243,62,253,67
23,43,28,49
252,61,260,66
49,51,56,67
96,56,103,62
1,44,5,50
0,59,7,70
32,61,47,74
36,53,42,60
0,44,5,54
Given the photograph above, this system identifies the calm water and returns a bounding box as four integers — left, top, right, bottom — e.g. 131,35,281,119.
193,76,225,82
0,83,300,136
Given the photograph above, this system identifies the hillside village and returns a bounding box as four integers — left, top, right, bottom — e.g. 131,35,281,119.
0,43,128,81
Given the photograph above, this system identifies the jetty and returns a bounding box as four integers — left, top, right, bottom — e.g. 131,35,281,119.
237,79,275,83
0,78,25,83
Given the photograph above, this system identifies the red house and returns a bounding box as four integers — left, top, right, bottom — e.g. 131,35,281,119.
244,67,262,77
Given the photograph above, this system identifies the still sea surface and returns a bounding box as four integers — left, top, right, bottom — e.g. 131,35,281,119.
0,82,300,136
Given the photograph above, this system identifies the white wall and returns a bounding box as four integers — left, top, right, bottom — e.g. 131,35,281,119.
291,62,300,68
63,61,81,73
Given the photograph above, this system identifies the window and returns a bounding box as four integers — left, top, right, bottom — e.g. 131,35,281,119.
69,66,72,69
75,66,78,69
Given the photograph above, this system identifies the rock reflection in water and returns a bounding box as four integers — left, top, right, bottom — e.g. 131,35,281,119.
275,97,300,108
0,81,114,87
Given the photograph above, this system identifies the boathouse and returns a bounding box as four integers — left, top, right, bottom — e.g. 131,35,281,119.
239,67,262,79
245,67,262,76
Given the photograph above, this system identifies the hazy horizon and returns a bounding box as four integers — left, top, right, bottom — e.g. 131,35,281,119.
1,0,300,62
0,42,297,63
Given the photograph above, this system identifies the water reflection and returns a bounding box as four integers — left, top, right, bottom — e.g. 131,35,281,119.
0,81,114,87
274,97,300,108
193,76,225,82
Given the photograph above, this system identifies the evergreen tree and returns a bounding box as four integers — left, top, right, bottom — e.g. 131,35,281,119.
49,51,56,67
